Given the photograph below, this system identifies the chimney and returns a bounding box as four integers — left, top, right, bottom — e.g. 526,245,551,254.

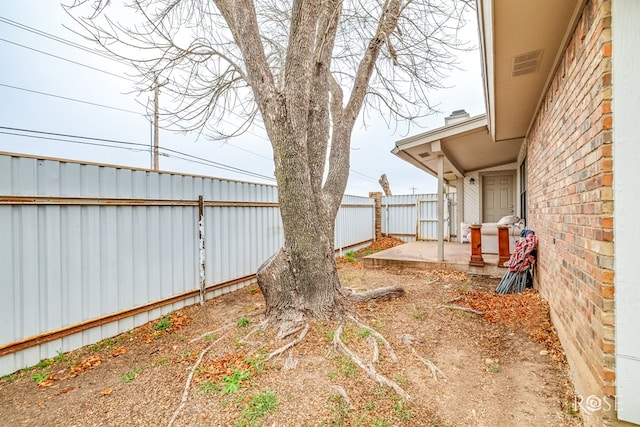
444,109,470,126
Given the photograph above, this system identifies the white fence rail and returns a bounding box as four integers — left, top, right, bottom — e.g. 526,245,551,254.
0,153,373,376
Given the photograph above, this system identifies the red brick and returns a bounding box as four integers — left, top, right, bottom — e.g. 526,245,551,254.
599,285,614,298
600,340,616,354
603,368,615,382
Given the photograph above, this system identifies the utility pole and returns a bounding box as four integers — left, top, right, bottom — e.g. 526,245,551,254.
410,186,417,194
153,80,160,170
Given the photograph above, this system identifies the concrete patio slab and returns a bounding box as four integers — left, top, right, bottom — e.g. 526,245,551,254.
363,241,506,277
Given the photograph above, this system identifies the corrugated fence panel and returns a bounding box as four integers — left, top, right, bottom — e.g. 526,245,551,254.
0,153,376,376
334,195,375,253
382,194,435,242
0,154,283,375
202,179,282,294
383,193,457,241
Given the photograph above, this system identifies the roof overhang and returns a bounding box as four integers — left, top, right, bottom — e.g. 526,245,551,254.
393,0,585,180
478,0,584,142
392,114,521,183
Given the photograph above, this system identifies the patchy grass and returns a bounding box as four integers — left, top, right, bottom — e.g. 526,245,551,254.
121,367,141,383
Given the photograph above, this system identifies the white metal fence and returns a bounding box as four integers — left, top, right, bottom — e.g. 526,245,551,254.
382,193,457,242
0,153,374,376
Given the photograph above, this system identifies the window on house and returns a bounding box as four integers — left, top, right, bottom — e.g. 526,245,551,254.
520,160,527,225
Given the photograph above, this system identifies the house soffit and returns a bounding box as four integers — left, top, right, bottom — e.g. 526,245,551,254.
392,114,522,182
479,0,583,141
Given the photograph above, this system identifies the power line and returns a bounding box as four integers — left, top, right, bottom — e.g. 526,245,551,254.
0,82,143,115
349,169,378,183
0,126,276,182
1,16,375,183
0,37,136,82
0,130,149,153
0,126,380,190
0,15,129,66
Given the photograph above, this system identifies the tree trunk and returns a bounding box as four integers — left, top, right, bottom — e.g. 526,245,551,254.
256,212,348,336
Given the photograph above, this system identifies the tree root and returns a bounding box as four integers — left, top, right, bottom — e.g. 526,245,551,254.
347,285,405,302
283,350,299,370
166,335,224,427
332,321,410,400
439,304,485,315
410,347,446,381
264,322,310,362
368,335,379,363
332,384,352,407
189,325,231,344
398,333,445,381
347,315,398,362
238,319,269,345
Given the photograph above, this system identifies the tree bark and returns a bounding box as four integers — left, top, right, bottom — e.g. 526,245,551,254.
256,212,348,336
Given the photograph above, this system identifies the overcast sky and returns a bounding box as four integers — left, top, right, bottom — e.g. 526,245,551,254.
0,1,485,196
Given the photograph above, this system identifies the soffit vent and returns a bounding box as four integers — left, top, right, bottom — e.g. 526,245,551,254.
512,49,543,77
418,152,431,159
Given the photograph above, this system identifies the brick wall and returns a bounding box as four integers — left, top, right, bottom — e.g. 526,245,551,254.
525,0,614,416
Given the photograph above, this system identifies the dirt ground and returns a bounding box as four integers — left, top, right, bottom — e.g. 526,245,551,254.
0,242,582,427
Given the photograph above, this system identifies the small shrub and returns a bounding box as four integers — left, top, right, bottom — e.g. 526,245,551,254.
153,315,172,331
237,317,250,328
220,369,251,394
31,371,50,384
54,350,69,363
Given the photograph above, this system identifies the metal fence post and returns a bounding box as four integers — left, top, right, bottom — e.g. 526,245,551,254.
198,195,206,305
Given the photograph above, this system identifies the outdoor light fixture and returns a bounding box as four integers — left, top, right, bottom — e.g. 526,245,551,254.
469,177,475,185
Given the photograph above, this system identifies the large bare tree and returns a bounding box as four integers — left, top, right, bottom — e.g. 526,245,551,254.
69,0,468,337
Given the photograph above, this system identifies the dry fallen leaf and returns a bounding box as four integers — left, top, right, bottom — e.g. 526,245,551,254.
111,348,128,357
70,356,103,375
101,388,113,395
57,386,75,395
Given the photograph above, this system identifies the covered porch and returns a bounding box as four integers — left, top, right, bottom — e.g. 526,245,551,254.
363,240,506,277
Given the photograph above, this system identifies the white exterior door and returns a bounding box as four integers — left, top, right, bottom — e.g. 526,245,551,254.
482,174,514,222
